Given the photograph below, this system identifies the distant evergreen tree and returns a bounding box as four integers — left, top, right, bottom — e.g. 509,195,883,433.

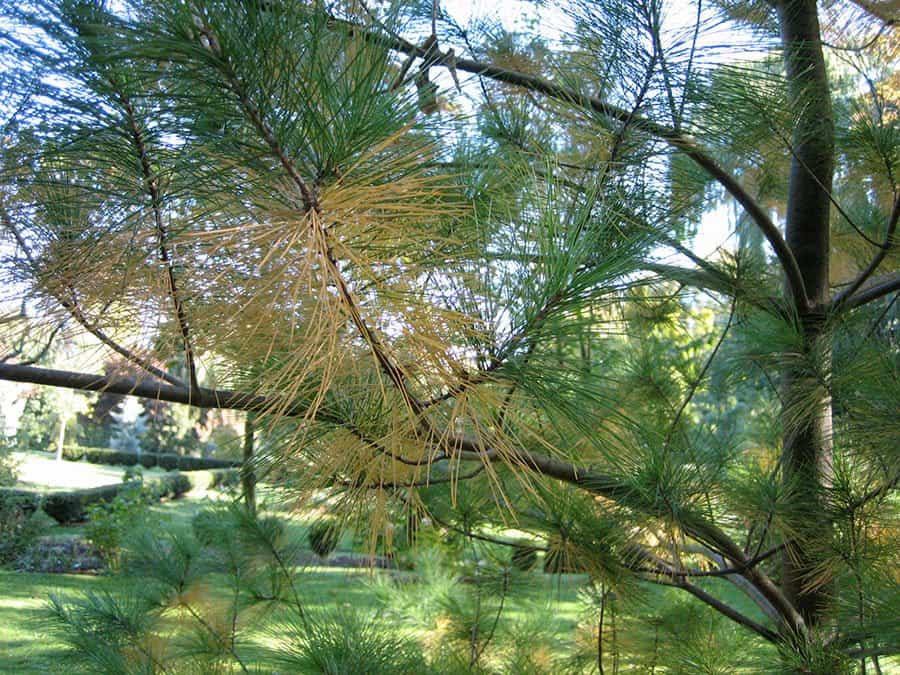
15,391,58,452
76,364,126,448
138,399,189,455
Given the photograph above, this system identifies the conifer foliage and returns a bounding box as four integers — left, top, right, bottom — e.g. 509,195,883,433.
0,0,897,670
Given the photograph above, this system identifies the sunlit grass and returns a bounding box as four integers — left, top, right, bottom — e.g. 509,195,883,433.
12,451,171,490
0,571,110,673
0,487,591,673
0,562,589,673
2,463,592,671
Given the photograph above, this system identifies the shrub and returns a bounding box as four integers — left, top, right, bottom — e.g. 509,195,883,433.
84,484,149,563
0,471,195,526
178,455,237,470
0,495,54,564
163,472,191,498
155,453,179,470
61,444,88,461
307,517,342,558
15,391,58,452
191,508,223,546
82,471,190,565
276,607,428,674
137,453,158,469
122,465,143,483
0,489,39,514
187,468,240,492
0,436,16,486
43,484,125,523
83,448,138,466
210,468,240,488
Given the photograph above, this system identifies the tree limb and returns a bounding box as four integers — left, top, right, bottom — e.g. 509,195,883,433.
0,360,803,636
840,271,900,310
833,194,900,310
654,578,781,643
2,320,66,367
112,76,200,393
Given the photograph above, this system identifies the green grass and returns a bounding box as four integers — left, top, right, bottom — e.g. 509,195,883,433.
0,566,389,674
2,458,593,672
0,570,112,673
0,488,590,673
0,562,586,673
12,451,173,491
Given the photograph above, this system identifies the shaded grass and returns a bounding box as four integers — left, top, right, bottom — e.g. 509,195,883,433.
0,539,588,673
0,565,387,673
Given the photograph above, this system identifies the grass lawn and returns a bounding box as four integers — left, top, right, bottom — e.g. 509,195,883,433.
1,456,591,672
0,566,390,674
0,558,588,673
0,570,110,673
12,451,173,490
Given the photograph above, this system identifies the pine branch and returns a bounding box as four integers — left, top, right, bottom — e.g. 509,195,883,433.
840,272,900,310
651,577,781,643
112,78,200,394
4,320,66,367
1,206,185,387
340,464,485,490
194,17,428,422
663,300,736,451
0,364,804,636
833,194,900,310
181,602,250,674
844,474,900,513
0,362,275,414
327,11,810,311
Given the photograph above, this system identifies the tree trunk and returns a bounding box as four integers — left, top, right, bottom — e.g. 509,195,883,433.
777,0,835,628
55,413,66,461
242,412,257,516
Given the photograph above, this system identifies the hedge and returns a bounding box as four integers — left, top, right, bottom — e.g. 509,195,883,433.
0,469,233,524
59,445,239,470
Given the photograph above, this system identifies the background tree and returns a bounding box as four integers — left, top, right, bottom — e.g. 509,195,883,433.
14,390,58,453
0,0,896,670
76,362,126,448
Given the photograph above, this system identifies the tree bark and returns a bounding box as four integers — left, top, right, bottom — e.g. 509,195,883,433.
242,412,257,516
777,0,835,628
55,413,66,461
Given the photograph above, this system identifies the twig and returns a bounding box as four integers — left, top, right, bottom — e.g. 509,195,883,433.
182,603,250,674
0,207,185,387
833,195,900,310
649,577,780,643
841,272,900,310
472,568,508,664
663,299,736,451
110,76,200,394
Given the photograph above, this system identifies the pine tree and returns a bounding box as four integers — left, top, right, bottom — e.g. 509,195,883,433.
0,0,896,670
